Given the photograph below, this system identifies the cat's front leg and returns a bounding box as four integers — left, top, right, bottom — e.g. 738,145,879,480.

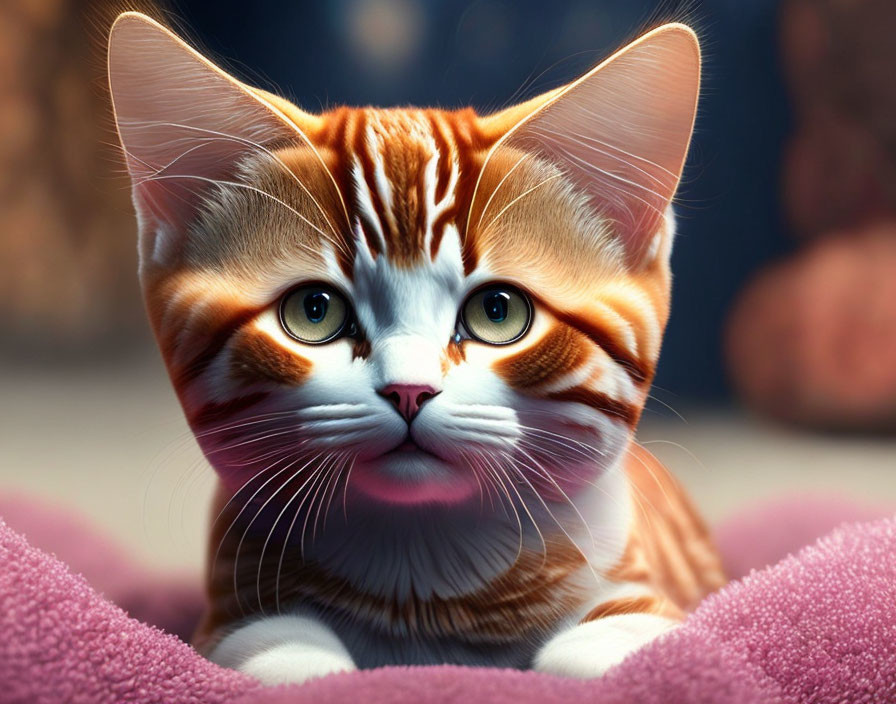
208,614,357,685
532,592,682,678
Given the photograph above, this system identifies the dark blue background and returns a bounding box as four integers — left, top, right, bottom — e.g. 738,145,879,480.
171,0,791,401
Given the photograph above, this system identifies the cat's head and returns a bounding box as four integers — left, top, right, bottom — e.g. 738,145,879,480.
109,13,699,511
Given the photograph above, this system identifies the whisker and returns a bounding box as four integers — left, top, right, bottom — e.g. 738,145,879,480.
134,171,339,254
476,450,525,561
317,452,352,539
481,173,563,233
208,427,301,455
624,444,677,514
513,444,599,555
211,453,304,607
474,151,533,233
487,451,546,563
341,455,358,522
299,453,344,558
232,452,320,614
639,439,710,474
256,453,331,601
643,393,688,424
119,119,350,245
503,452,599,584
270,453,341,611
224,443,307,468
309,452,347,546
196,410,299,438
462,449,490,514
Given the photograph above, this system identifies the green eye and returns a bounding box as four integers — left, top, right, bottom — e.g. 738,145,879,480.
461,285,532,345
279,284,350,344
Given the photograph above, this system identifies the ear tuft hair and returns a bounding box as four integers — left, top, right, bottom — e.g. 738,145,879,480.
107,12,325,266
475,24,700,267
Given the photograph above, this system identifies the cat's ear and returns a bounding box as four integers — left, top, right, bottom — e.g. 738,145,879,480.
475,24,700,267
107,12,327,266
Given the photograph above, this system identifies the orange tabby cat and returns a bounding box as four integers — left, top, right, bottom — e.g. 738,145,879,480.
108,12,725,683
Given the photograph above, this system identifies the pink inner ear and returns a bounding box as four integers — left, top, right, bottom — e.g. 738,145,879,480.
127,137,262,230
495,26,700,265
108,14,298,229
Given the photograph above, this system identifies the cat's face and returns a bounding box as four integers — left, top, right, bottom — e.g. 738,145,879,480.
109,14,699,513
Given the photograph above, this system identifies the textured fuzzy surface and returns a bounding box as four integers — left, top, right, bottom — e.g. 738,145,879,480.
687,517,896,703
0,493,204,642
1,496,895,703
0,514,259,704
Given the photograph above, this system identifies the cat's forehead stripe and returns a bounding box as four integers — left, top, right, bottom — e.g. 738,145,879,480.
315,107,491,271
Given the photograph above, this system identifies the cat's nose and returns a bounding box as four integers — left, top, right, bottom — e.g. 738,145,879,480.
378,383,440,422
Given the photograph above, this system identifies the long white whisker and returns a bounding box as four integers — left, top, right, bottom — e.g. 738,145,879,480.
514,443,600,559
482,174,563,233
196,410,299,438
477,449,525,560
299,453,343,558
130,168,336,255
271,452,341,611
232,452,319,613
317,452,351,539
263,459,331,614
487,450,546,561
503,452,599,584
475,151,533,232
308,451,346,545
461,448,491,514
119,119,349,244
211,452,304,573
208,427,300,455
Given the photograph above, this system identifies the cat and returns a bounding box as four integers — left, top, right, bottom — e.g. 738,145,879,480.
108,12,725,684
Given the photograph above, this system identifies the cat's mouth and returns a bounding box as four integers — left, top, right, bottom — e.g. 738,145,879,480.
385,438,441,459
348,436,479,506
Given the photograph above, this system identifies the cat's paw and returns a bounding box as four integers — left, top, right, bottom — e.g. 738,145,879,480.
239,643,356,685
208,614,357,686
532,614,677,679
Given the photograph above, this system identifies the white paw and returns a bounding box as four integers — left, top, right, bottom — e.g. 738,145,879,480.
533,614,677,679
240,643,356,685
208,614,357,685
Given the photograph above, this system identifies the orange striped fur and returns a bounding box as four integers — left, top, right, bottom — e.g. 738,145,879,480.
109,14,720,678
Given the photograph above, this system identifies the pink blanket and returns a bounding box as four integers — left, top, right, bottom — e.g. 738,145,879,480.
1,493,894,703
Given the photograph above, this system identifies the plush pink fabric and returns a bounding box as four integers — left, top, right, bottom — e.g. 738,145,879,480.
0,493,204,641
1,494,895,703
684,516,896,703
0,513,259,704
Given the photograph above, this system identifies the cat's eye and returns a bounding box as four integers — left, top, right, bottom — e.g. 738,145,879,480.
279,284,351,344
461,285,532,345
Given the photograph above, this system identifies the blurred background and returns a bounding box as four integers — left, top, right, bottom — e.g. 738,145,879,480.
0,0,894,573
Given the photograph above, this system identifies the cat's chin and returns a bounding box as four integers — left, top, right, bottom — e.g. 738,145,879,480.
348,446,479,507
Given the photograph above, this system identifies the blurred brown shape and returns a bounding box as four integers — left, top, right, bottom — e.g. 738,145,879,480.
783,110,895,237
727,224,896,430
0,0,143,359
780,0,896,237
727,0,896,429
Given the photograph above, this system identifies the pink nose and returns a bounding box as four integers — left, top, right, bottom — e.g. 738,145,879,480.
378,383,440,422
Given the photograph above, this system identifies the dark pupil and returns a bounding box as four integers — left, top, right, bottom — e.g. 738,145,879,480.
304,291,330,323
483,291,510,323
